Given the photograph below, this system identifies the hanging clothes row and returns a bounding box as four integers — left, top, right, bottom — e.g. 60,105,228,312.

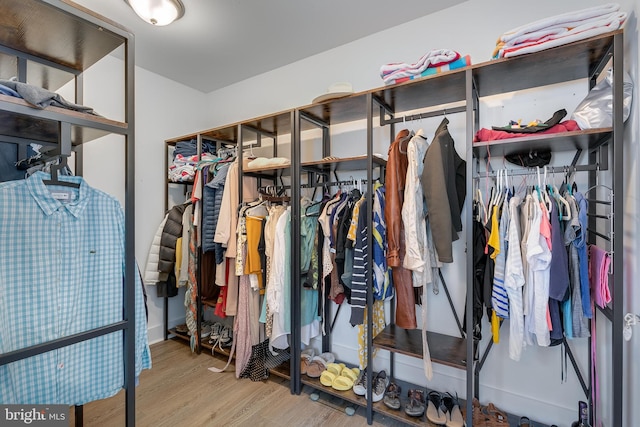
473,166,612,362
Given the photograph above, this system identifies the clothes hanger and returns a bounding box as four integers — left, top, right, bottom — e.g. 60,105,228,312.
583,164,613,197
550,169,571,220
42,156,80,189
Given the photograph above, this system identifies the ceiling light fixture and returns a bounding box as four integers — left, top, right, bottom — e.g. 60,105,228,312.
124,0,185,26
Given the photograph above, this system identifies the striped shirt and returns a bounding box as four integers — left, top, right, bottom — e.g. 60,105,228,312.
0,172,151,405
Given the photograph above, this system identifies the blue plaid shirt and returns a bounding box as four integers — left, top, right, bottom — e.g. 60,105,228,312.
0,172,151,405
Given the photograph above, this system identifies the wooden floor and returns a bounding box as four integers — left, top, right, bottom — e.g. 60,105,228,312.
70,339,406,427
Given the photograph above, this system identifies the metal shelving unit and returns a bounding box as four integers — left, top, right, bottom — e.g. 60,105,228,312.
0,0,136,425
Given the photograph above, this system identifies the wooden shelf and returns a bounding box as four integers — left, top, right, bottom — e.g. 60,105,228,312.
0,94,128,144
0,0,128,91
473,30,619,96
201,299,217,308
373,325,468,370
301,155,387,174
166,110,294,145
473,128,612,158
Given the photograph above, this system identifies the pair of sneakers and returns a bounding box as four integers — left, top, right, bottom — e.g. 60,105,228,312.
353,369,388,402
208,323,232,349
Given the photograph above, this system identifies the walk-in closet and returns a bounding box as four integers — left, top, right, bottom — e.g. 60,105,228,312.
1,1,638,426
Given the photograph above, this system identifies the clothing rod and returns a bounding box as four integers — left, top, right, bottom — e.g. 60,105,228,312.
474,164,599,179
380,105,466,126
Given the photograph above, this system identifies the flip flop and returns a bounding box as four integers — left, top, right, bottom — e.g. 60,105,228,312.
405,389,426,418
383,382,401,410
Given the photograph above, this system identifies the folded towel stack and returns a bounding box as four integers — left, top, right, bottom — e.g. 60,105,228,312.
493,3,626,59
380,49,470,85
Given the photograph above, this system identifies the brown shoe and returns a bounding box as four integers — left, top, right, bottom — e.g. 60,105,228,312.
484,402,509,426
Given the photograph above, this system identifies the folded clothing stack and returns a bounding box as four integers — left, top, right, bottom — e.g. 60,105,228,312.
380,49,471,85
168,152,217,182
493,3,626,59
246,157,290,169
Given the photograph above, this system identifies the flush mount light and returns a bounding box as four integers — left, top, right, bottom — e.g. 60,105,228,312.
124,0,185,26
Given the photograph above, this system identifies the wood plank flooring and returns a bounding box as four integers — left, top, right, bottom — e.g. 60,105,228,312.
70,339,406,427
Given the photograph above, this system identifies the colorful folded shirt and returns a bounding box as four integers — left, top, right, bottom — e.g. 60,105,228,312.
380,49,461,81
384,55,471,86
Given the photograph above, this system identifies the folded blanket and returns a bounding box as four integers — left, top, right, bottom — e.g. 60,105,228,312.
384,55,471,85
246,157,290,169
499,3,621,44
493,4,626,59
380,49,460,79
474,120,580,142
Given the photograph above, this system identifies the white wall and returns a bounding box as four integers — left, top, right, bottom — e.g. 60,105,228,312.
202,1,639,426
70,0,638,425
71,53,211,345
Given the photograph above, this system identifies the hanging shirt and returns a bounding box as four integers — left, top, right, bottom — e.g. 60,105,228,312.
504,195,525,361
527,200,552,347
0,172,151,405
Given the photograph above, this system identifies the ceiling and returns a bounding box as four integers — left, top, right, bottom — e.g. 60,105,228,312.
72,0,463,93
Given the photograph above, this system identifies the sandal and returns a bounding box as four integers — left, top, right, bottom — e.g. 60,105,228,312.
472,398,487,427
484,402,509,426
404,389,426,418
383,382,401,410
300,348,315,375
320,370,336,387
426,391,447,425
306,352,334,378
519,416,531,427
443,392,465,427
331,375,354,391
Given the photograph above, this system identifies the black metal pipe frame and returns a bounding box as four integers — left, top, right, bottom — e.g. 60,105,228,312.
437,269,466,338
291,109,302,395
611,31,623,427
124,25,136,427
365,93,375,425
465,68,476,426
0,3,137,424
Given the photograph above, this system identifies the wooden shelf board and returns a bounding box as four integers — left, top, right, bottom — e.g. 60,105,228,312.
166,110,294,145
0,0,127,80
301,155,387,173
472,128,612,158
201,299,217,308
373,325,468,370
473,30,619,97
371,68,468,114
0,94,127,144
269,360,291,380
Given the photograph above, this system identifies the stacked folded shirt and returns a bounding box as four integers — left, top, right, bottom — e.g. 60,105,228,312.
380,49,471,85
168,152,217,182
493,3,626,59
